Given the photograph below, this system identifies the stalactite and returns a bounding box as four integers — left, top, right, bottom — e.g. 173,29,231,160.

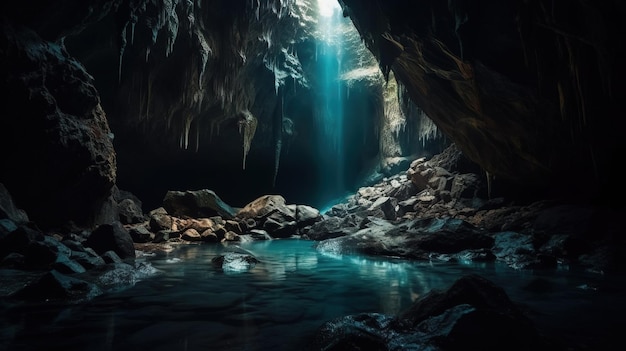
380,71,406,157
485,170,492,200
272,90,284,186
238,110,258,170
118,22,128,83
195,120,200,152
184,117,192,149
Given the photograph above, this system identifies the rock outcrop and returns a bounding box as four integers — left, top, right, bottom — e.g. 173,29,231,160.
308,144,626,273
0,22,117,230
339,0,626,204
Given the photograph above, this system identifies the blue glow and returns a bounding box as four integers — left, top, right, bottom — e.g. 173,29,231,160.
315,0,347,207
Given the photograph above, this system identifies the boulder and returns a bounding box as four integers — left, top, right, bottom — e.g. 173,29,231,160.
163,189,236,219
212,252,259,273
12,270,102,302
85,221,136,259
312,274,559,351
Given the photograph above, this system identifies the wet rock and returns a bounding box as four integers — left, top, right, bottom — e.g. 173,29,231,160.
12,270,102,302
85,221,135,259
52,255,87,274
245,229,272,240
311,274,559,351
305,216,361,241
181,228,202,241
101,250,123,264
24,236,72,269
315,217,493,260
296,205,323,227
211,252,260,273
70,250,105,269
491,231,539,269
200,229,219,242
222,231,240,242
128,225,154,243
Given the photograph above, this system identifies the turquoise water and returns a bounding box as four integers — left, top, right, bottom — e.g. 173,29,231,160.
1,239,624,350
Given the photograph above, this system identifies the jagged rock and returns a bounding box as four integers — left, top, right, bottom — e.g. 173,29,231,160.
237,195,292,220
367,196,398,220
12,270,102,302
315,217,493,260
70,250,105,269
153,230,175,243
296,205,323,227
23,236,72,269
305,216,361,241
128,225,154,243
163,189,236,219
101,250,123,264
491,231,542,270
236,195,304,238
52,255,87,274
85,222,136,259
312,274,557,351
224,220,242,234
245,229,272,240
451,173,482,199
118,198,146,224
0,25,116,230
263,217,297,238
149,211,173,232
341,0,626,204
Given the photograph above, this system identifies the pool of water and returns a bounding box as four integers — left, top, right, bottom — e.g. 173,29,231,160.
1,239,625,350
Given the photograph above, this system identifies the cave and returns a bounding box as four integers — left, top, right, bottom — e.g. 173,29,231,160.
1,1,625,350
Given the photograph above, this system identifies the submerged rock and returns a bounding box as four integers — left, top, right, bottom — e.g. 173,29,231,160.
211,252,260,273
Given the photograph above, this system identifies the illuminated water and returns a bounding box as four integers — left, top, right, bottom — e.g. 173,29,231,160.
1,239,624,351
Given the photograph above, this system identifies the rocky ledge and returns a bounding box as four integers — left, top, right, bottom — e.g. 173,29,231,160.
306,144,626,274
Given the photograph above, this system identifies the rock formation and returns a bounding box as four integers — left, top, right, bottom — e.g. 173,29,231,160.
338,0,626,204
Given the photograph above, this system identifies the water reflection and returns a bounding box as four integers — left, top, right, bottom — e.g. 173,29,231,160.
1,239,624,351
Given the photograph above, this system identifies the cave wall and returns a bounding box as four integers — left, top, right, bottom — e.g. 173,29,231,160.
0,21,117,229
339,0,626,203
2,0,408,224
